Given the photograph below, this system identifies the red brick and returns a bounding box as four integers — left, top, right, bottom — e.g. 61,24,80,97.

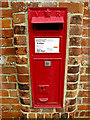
83,19,88,27
45,114,51,118
52,113,59,118
10,91,17,97
80,111,86,116
14,36,26,45
2,48,15,55
80,67,84,74
83,83,90,89
66,91,77,97
77,98,81,104
80,56,88,66
85,67,90,74
81,38,88,46
81,48,88,55
68,66,79,73
0,90,9,97
83,29,88,37
2,83,16,89
78,91,90,97
70,15,82,24
0,2,9,7
69,48,81,56
2,111,20,118
15,47,27,55
85,112,90,116
68,57,79,65
13,14,25,24
67,83,77,90
75,112,79,117
1,67,16,74
59,2,84,13
12,105,20,111
0,39,13,47
68,104,76,112
20,98,30,105
0,29,13,38
70,26,82,35
0,9,12,18
29,113,36,119
84,9,88,17
84,2,88,7
0,75,7,82
42,2,57,7
2,98,19,104
16,66,28,74
42,108,53,112
17,75,29,83
19,90,30,98
80,75,89,82
78,105,90,110
6,56,16,65
16,57,27,64
0,19,11,28
1,105,11,111
67,75,78,82
83,98,90,104
8,75,16,82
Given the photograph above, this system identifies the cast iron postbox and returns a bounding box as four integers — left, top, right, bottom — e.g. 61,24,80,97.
28,7,67,108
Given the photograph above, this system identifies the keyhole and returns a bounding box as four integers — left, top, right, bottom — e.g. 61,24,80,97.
41,87,43,91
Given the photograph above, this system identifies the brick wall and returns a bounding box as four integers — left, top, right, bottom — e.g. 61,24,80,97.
0,1,89,119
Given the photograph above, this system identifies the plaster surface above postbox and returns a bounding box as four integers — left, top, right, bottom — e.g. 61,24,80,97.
28,7,67,108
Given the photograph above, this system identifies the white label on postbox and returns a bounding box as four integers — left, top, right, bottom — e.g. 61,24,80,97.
35,38,60,53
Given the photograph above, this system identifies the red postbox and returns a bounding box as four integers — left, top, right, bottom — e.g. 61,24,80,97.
28,7,67,108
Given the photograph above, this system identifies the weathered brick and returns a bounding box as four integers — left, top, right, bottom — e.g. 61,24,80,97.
17,75,29,83
85,112,90,116
2,111,20,118
18,83,29,90
0,9,12,18
30,108,41,112
84,9,88,17
80,75,89,82
27,2,38,8
81,48,88,55
10,91,17,97
69,112,75,119
67,75,78,82
70,26,82,35
80,56,88,66
0,19,11,28
80,67,84,74
67,83,77,90
66,91,77,97
83,29,88,37
19,90,30,98
69,48,81,56
42,108,53,112
83,19,88,27
70,15,82,24
52,113,59,118
12,105,20,111
14,36,26,45
0,29,13,38
70,37,81,46
68,66,79,73
59,2,84,13
0,90,9,97
1,105,11,111
56,108,64,112
1,67,16,74
16,57,27,64
83,83,90,89
21,105,30,112
29,113,35,119
84,2,88,7
75,112,79,117
0,75,7,82
0,2,9,7
68,104,76,112
61,113,68,119
13,14,25,24
68,57,79,65
85,67,90,74
15,47,27,55
81,38,88,46
14,26,25,34
2,83,16,89
2,98,19,104
77,98,81,104
16,66,28,74
2,48,15,55
80,111,86,116
78,91,90,97
20,98,30,105
6,56,16,65
8,75,16,82
42,2,57,7
37,114,44,119
83,98,90,104
78,105,90,110
0,39,13,47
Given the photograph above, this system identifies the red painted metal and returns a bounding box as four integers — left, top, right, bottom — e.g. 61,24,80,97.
28,7,67,108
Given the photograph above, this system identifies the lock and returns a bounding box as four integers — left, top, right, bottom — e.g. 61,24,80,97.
38,85,49,94
45,61,51,67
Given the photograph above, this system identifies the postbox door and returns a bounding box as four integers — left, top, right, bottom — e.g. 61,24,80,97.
33,59,61,107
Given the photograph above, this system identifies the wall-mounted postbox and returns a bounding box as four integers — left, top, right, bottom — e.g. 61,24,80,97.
28,7,67,108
